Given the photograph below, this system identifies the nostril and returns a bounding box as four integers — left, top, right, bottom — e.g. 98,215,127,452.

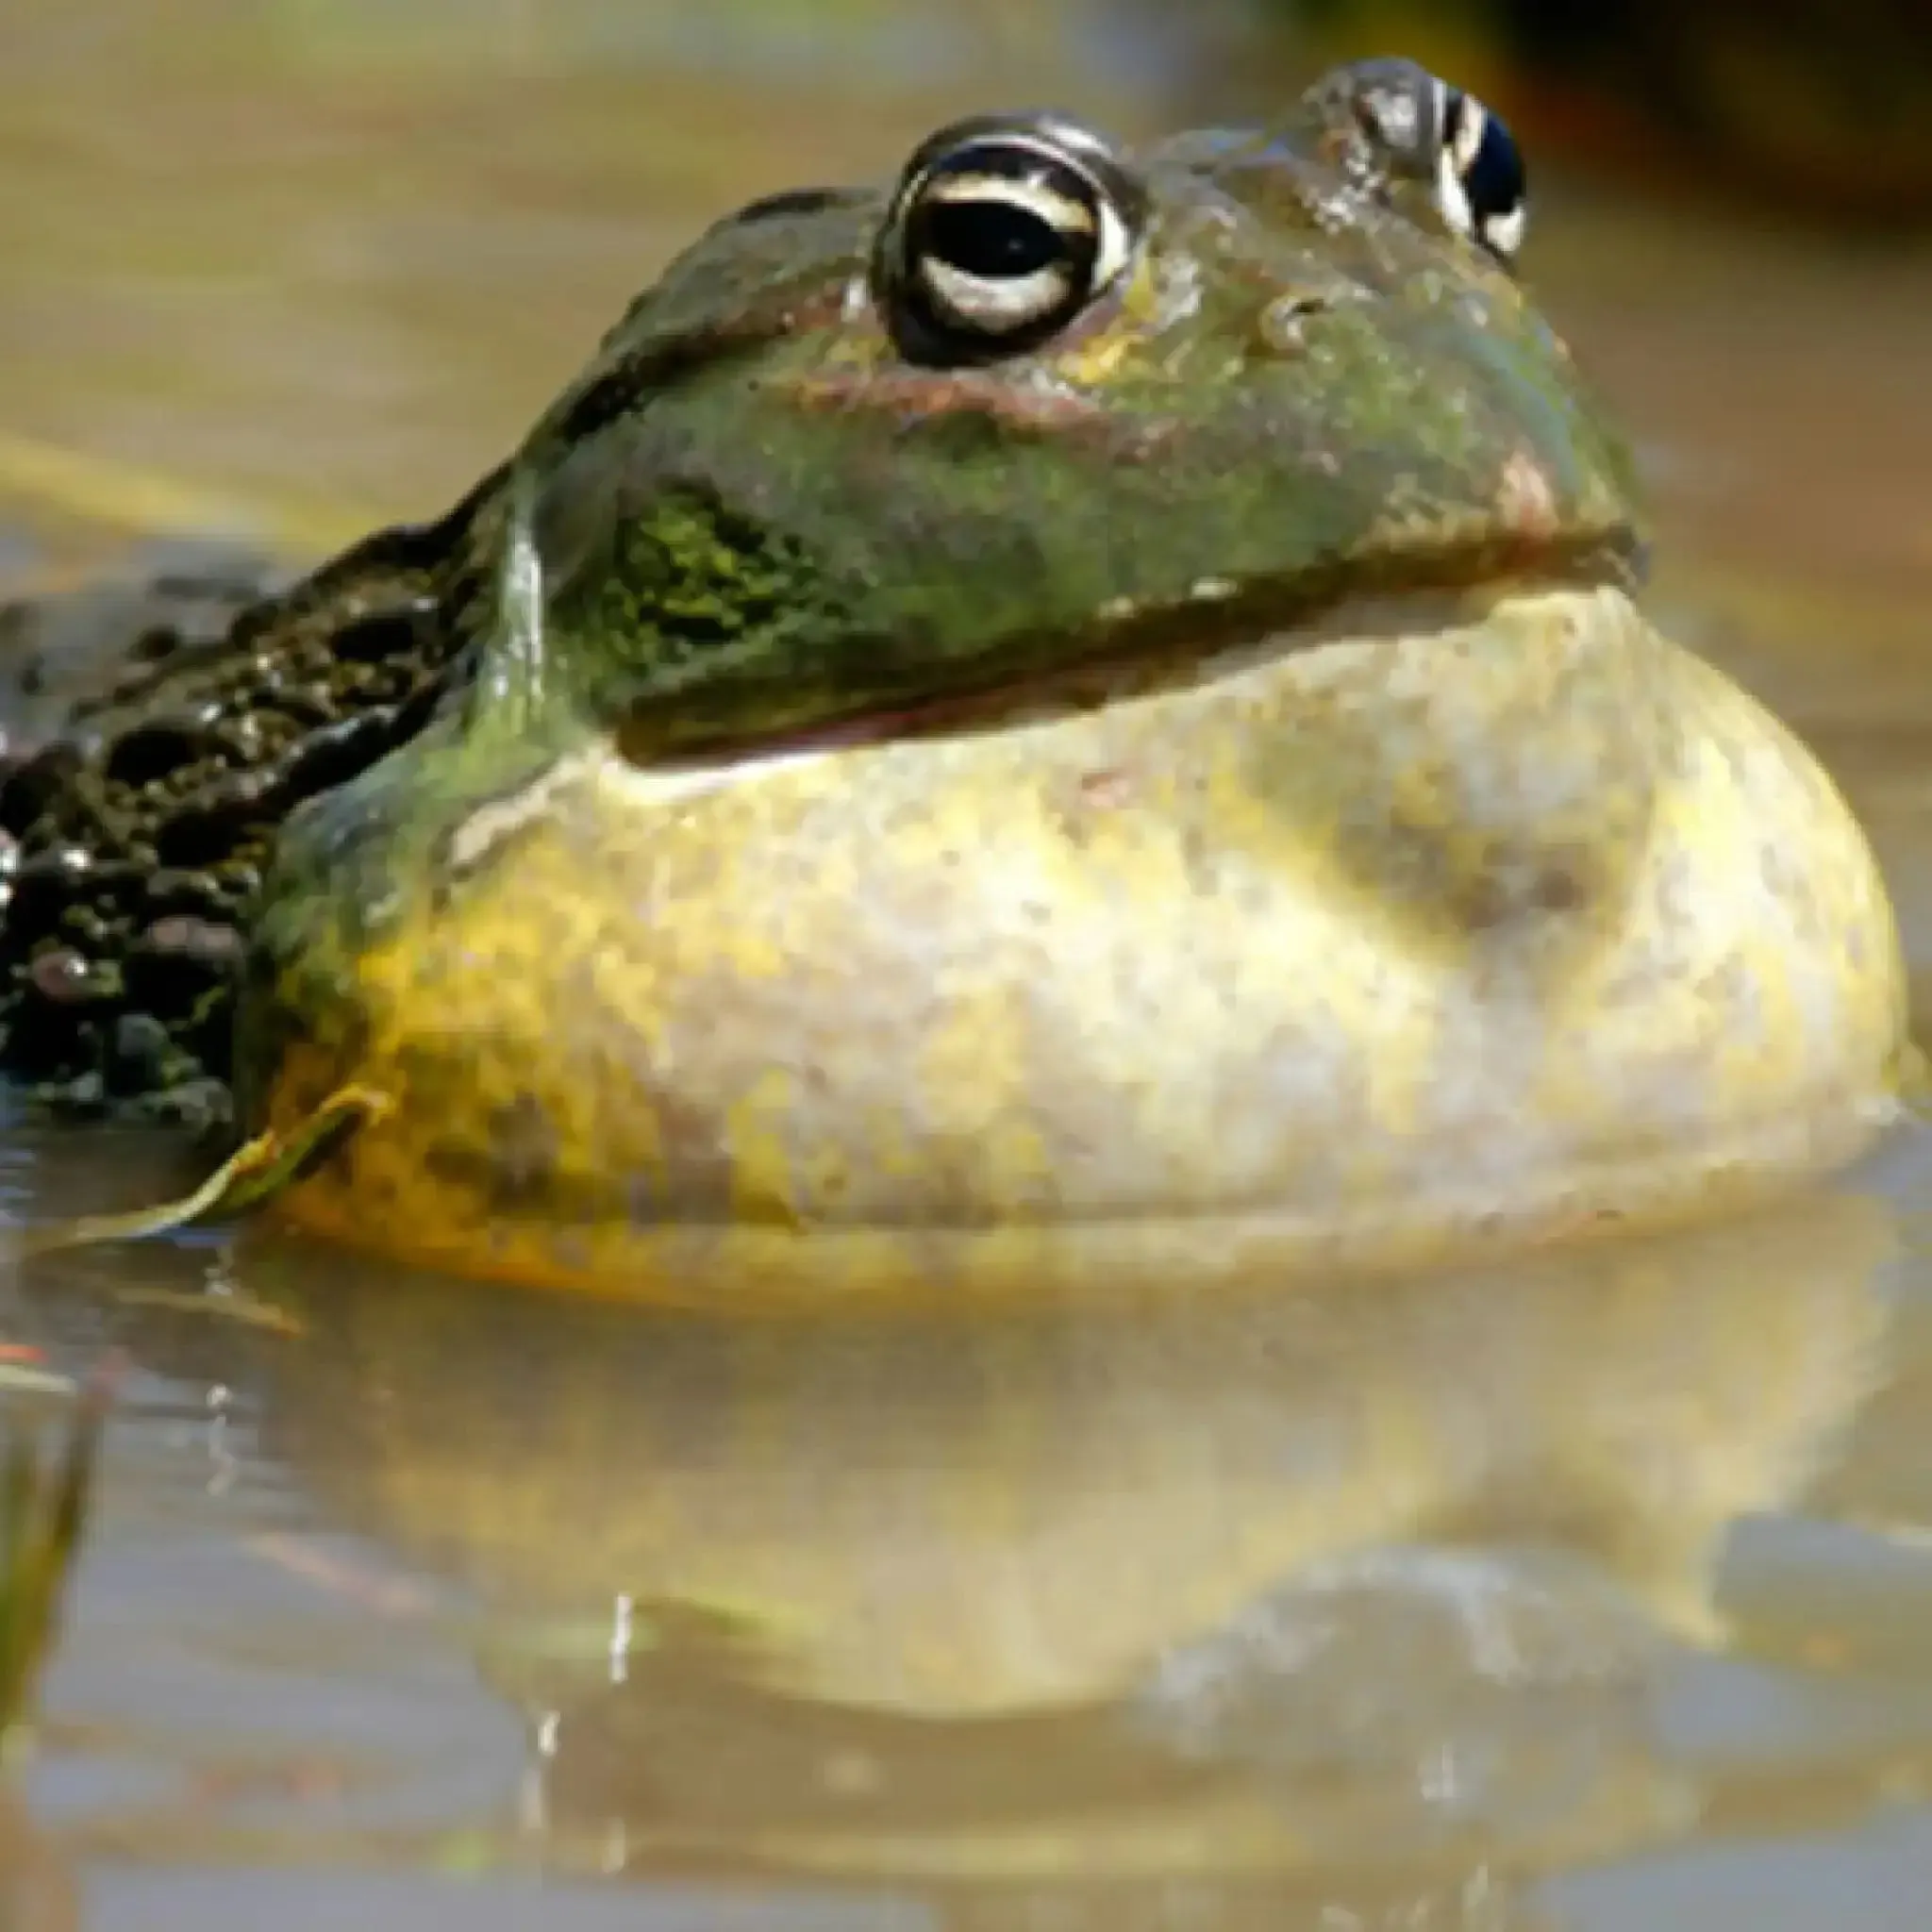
1257,281,1360,356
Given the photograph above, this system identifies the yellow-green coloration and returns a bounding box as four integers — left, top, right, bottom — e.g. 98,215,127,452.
232,72,1906,1301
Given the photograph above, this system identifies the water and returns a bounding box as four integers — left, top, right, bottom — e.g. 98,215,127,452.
11,1134,1932,1926
4,4,1932,1926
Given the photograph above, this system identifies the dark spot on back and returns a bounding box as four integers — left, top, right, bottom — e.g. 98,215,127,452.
329,606,437,665
103,717,220,789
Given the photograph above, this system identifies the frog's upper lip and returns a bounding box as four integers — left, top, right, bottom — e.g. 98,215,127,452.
618,535,1641,773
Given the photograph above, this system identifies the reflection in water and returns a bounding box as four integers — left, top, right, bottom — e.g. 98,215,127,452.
190,1191,1896,1921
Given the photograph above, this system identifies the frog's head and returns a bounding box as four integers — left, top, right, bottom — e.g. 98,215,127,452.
510,56,1641,755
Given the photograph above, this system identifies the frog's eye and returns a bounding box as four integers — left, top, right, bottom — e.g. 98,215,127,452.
1435,85,1528,265
1306,58,1530,268
874,114,1143,365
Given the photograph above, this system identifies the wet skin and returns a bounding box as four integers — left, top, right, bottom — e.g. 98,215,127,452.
0,61,1908,1297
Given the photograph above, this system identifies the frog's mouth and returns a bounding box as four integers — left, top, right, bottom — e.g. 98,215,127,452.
616,543,1641,771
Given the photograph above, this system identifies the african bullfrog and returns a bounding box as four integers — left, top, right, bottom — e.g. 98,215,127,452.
0,59,1909,1299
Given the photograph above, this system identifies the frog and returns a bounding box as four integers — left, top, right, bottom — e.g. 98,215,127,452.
1,58,1909,1299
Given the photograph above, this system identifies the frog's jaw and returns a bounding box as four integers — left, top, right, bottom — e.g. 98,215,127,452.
606,563,1643,774
240,585,1907,1304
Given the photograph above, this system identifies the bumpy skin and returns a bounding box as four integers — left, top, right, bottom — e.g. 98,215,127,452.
217,86,1907,1298
0,491,506,1124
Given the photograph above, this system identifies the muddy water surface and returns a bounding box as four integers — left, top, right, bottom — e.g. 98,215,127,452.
5,6,1932,1927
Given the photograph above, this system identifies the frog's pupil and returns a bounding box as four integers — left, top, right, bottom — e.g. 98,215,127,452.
925,196,1063,279
1464,115,1525,227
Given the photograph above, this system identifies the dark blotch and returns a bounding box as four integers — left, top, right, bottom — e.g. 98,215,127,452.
6,845,97,943
0,743,84,838
125,916,245,1013
104,716,220,788
329,606,437,665
276,708,401,801
131,625,184,663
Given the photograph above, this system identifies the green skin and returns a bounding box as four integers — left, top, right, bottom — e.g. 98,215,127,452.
501,125,1637,753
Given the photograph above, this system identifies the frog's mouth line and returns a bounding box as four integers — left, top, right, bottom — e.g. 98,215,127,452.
619,543,1640,774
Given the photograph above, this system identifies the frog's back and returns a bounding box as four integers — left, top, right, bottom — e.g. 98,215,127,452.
0,472,504,1124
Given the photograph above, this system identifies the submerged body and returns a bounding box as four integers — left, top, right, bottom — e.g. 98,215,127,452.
2,62,1909,1296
